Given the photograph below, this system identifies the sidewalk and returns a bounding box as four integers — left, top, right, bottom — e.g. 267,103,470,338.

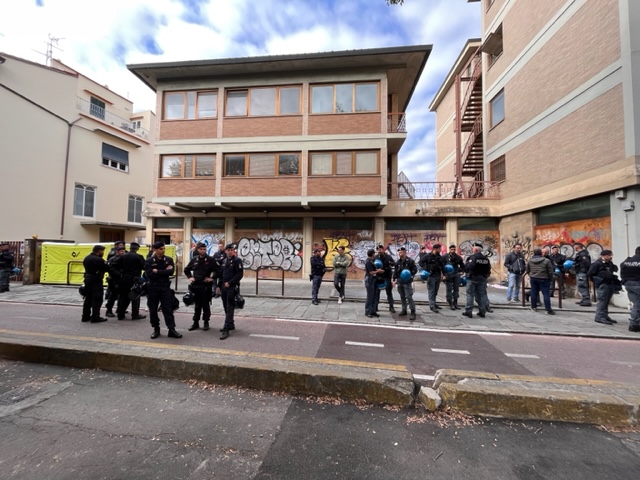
0,277,637,339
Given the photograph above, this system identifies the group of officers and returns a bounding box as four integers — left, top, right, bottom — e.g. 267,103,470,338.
81,239,243,340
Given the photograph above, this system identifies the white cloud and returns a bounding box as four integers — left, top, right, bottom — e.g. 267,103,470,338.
0,0,480,181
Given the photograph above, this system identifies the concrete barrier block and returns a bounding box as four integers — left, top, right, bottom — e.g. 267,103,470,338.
418,386,441,412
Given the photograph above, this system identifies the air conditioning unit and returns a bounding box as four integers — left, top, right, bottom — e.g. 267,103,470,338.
615,189,626,200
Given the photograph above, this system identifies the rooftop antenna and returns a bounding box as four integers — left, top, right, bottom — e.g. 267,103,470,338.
43,33,64,66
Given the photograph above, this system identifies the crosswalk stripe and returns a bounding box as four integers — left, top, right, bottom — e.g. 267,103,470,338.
345,341,385,348
249,334,300,341
431,348,470,355
505,353,540,359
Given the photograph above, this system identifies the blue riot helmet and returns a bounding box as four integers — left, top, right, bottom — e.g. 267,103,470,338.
419,270,430,281
460,276,467,286
400,269,412,282
444,264,454,274
374,259,383,269
563,259,574,270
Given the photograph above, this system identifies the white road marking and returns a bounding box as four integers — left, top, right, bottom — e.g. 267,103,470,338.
345,341,385,348
249,334,300,341
413,374,435,381
505,353,540,359
609,360,640,366
14,316,48,320
431,348,470,355
273,318,511,336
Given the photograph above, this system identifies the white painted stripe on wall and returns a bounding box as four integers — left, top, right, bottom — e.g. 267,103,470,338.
504,353,540,359
345,341,385,348
413,374,436,381
249,334,300,341
431,348,470,355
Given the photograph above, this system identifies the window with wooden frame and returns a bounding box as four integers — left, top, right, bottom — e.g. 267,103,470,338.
224,86,301,117
223,153,300,176
490,155,506,182
310,82,379,114
490,89,505,128
160,155,215,178
309,151,379,175
163,91,217,120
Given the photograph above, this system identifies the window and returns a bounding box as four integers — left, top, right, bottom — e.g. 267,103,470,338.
128,195,144,224
223,153,300,176
490,156,506,182
160,155,214,178
73,184,95,217
309,151,379,175
90,97,105,120
490,89,505,128
310,82,379,114
225,86,301,117
163,91,217,120
102,143,129,172
132,120,141,129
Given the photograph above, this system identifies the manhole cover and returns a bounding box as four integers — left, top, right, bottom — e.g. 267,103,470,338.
0,384,42,406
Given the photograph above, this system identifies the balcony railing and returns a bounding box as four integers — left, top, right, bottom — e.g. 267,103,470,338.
388,181,500,200
387,112,407,133
77,97,150,141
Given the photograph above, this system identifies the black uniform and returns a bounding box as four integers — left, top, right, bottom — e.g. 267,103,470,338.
442,251,465,308
0,247,15,292
184,253,220,327
588,257,619,323
144,254,177,331
375,250,396,312
620,253,640,330
104,252,125,315
219,254,244,332
81,252,110,322
549,251,567,298
419,251,444,310
464,251,491,316
116,250,146,319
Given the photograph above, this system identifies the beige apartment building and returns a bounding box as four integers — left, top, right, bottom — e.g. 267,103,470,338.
0,53,155,247
431,0,640,289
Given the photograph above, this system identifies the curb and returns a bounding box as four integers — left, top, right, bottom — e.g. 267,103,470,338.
425,369,639,426
0,330,415,407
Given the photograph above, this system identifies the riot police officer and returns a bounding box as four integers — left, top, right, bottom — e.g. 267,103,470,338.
145,242,182,339
115,242,146,320
184,242,220,332
219,243,244,340
81,245,110,323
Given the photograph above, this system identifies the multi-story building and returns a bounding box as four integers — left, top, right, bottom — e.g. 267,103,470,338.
431,0,640,294
0,53,154,246
128,45,503,279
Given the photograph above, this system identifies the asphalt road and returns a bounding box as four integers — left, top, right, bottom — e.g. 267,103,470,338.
1,303,638,386
1,359,639,480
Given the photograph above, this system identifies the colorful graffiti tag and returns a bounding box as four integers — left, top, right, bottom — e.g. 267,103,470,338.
534,217,610,261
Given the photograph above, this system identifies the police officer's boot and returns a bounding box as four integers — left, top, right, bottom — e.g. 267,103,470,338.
203,320,210,331
449,300,455,310
409,311,416,321
105,309,115,317
188,320,200,331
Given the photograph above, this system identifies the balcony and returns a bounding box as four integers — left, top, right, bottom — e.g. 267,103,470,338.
387,112,406,133
77,97,150,141
388,180,500,200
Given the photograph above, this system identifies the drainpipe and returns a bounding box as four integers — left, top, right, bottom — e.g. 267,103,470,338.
60,118,82,237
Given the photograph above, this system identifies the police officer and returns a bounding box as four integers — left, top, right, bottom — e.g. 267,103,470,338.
104,246,125,317
115,242,146,321
107,240,125,261
573,243,592,306
587,249,619,325
81,245,110,323
463,244,491,318
376,243,396,313
419,243,444,312
184,242,219,332
549,245,567,298
219,243,244,340
0,242,15,293
144,242,182,339
442,244,465,310
620,246,640,333
393,246,418,320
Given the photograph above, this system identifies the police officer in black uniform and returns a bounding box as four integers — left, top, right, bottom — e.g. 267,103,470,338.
219,243,244,340
81,245,110,323
549,245,567,298
144,242,182,339
375,244,396,313
104,246,125,317
587,249,619,325
442,244,465,310
463,244,491,318
573,242,592,306
115,242,146,321
184,242,220,332
0,242,15,293
419,243,444,312
621,246,640,333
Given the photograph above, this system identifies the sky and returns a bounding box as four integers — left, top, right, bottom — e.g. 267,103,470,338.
0,0,481,181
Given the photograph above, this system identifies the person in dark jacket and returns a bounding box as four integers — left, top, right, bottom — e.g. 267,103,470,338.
442,244,465,310
573,243,592,306
588,249,619,325
462,244,491,318
107,240,125,261
393,246,418,320
620,246,640,333
310,248,326,305
219,243,244,340
504,243,526,303
104,246,125,317
184,242,219,331
81,245,110,323
364,249,384,318
0,242,15,293
115,242,146,321
419,243,444,312
376,244,396,313
549,245,567,298
145,242,182,339
526,248,555,315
